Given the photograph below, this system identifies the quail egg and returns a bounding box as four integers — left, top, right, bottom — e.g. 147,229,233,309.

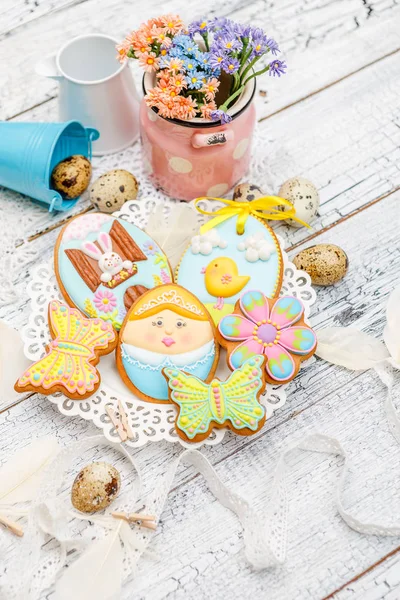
90,169,139,213
71,462,121,513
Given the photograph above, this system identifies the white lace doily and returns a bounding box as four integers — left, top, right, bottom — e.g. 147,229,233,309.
21,199,316,448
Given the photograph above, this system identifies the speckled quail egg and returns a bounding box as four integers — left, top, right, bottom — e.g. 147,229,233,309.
71,462,121,513
293,244,348,286
51,155,92,199
233,182,264,202
278,177,319,227
90,169,139,213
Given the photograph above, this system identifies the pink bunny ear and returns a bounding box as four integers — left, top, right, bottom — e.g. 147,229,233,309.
97,232,112,253
81,241,103,261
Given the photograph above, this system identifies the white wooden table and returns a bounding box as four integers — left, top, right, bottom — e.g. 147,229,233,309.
1,1,400,598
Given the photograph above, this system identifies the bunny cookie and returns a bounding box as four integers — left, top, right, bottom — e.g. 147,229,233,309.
54,213,173,331
82,231,133,282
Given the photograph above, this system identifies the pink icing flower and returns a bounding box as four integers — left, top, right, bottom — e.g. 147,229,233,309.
221,273,232,285
218,290,317,383
93,289,117,314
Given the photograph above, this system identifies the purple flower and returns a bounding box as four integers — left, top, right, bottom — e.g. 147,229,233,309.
217,32,242,52
266,37,280,55
222,56,240,74
209,16,231,30
209,48,226,71
250,29,269,56
269,59,287,77
143,240,158,255
210,109,232,124
188,18,209,35
235,23,252,39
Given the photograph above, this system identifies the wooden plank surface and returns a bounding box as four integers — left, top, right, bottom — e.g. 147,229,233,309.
1,0,400,597
1,190,399,598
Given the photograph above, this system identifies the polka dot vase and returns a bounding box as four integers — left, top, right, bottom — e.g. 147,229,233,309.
140,74,256,201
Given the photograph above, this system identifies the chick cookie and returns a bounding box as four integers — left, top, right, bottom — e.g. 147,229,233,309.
116,284,219,403
218,290,317,385
176,215,283,325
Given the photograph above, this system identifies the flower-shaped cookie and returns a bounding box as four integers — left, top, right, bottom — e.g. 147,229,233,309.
218,290,317,384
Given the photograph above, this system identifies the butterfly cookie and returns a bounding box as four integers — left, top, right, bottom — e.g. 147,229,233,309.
15,301,117,400
163,355,266,443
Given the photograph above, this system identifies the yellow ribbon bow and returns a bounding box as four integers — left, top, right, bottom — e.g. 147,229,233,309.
194,195,310,235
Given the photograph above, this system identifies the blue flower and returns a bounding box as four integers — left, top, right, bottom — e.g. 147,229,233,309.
210,109,232,124
168,45,185,59
173,34,194,47
222,56,240,74
209,48,226,71
185,70,204,89
188,18,209,35
269,59,287,77
194,50,212,71
183,56,199,72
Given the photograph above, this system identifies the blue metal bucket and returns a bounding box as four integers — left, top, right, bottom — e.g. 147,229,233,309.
0,120,99,211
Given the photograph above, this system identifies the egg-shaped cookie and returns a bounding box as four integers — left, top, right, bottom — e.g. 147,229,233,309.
55,213,173,331
117,284,219,403
175,215,283,325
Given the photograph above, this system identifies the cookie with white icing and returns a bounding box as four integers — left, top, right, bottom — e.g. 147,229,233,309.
116,284,219,403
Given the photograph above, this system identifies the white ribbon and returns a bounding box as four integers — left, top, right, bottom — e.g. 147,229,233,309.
5,427,400,600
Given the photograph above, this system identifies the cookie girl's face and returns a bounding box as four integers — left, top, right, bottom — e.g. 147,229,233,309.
123,309,213,354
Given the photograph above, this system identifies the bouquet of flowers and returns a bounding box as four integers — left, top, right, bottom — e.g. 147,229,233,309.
117,15,286,124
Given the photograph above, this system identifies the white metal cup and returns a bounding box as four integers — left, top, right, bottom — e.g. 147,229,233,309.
35,34,140,155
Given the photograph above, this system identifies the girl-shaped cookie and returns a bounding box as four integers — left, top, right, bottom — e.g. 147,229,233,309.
116,284,219,403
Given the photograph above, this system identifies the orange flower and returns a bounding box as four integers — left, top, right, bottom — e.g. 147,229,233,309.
164,57,184,73
151,26,173,48
176,95,198,120
157,75,171,92
116,43,129,63
170,75,187,93
139,52,159,72
159,14,184,35
201,78,220,101
200,100,217,119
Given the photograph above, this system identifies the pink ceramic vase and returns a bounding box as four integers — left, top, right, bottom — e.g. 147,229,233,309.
140,75,256,201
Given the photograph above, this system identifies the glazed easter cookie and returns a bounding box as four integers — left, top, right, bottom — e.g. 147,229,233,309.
218,290,317,385
15,301,117,400
55,213,173,331
164,355,266,443
116,284,219,403
175,215,283,325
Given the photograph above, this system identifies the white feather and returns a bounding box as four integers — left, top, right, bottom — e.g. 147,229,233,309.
315,327,390,371
383,285,400,366
0,320,31,408
146,203,199,270
54,523,123,600
0,437,59,504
